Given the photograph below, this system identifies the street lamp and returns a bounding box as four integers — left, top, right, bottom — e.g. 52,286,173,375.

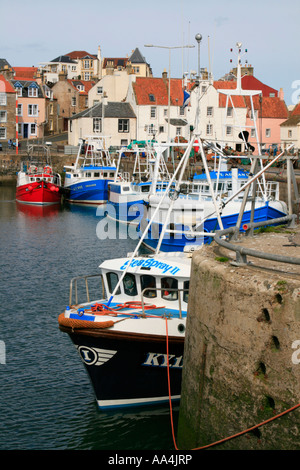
195,33,202,80
144,43,194,161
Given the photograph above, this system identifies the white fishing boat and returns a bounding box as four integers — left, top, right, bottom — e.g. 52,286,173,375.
107,144,172,225
63,136,117,205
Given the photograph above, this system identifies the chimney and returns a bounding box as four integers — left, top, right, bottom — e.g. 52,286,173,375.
162,69,168,80
279,87,284,101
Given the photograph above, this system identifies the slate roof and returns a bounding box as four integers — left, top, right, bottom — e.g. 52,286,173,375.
69,101,136,120
51,55,77,64
280,115,300,127
11,79,43,98
129,48,147,64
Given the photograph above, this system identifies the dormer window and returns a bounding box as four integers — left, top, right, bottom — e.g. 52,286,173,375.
28,83,38,97
149,94,155,102
14,81,23,97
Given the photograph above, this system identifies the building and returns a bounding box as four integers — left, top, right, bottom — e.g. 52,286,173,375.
126,73,189,143
280,102,300,152
51,75,96,132
68,101,136,148
0,73,17,143
101,48,152,78
11,77,46,140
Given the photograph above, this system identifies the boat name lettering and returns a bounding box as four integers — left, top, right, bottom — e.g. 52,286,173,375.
120,259,180,275
142,352,183,368
85,184,96,187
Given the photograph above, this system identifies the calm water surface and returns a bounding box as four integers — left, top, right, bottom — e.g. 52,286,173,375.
0,184,179,451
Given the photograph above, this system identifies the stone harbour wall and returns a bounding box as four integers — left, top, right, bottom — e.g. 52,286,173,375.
177,243,300,450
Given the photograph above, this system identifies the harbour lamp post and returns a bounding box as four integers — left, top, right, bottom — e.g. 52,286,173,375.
144,43,194,161
195,33,202,80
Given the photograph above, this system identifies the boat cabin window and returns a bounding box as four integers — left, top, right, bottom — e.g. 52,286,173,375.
141,185,150,193
110,172,115,177
141,275,157,298
103,172,107,177
94,172,100,177
106,272,121,295
123,186,130,191
123,273,138,296
183,281,189,303
161,277,178,301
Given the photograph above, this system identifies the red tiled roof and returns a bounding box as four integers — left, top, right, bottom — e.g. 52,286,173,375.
249,96,288,119
214,82,246,107
133,77,184,106
241,75,278,97
13,67,37,80
0,74,16,93
67,79,95,95
291,102,300,116
66,51,97,59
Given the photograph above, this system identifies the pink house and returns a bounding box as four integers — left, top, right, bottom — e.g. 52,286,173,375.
246,92,288,154
11,72,46,140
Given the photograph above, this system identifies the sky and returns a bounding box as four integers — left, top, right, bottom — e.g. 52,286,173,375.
1,0,300,105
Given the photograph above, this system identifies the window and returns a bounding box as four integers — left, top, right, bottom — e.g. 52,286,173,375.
0,93,7,105
207,106,213,116
0,111,7,122
49,103,53,115
28,104,38,116
107,272,121,295
141,275,156,298
71,97,76,106
201,85,207,93
288,130,292,138
16,87,22,97
28,87,38,97
206,124,213,135
118,119,129,133
149,94,155,102
84,72,90,81
150,106,156,118
250,110,258,120
162,277,178,301
30,123,37,135
123,273,137,296
84,60,90,69
93,118,102,133
251,129,256,138
179,106,185,116
265,128,271,138
176,127,181,136
0,128,6,139
164,109,168,116
97,86,103,95
183,280,189,303
227,107,233,117
226,126,232,135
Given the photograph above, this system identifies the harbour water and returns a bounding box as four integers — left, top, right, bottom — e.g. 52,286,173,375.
0,184,180,451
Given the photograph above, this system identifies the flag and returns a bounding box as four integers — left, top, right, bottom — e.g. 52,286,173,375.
183,89,190,108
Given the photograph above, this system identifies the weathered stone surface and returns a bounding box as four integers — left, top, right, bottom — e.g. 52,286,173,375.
178,227,300,450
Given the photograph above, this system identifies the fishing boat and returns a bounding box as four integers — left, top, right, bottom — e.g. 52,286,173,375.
107,144,172,225
16,144,62,205
58,246,195,409
140,151,288,252
63,136,117,205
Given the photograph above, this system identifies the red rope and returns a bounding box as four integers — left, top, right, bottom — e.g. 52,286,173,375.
165,318,300,450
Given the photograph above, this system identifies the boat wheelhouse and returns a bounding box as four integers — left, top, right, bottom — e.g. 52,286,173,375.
16,144,62,205
63,136,117,205
58,250,193,409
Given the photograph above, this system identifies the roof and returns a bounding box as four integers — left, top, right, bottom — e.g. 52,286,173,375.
214,81,246,108
103,57,129,69
0,74,16,93
132,77,184,106
291,102,300,116
66,79,95,95
51,55,77,64
65,51,97,60
11,79,43,97
129,48,147,64
280,115,300,127
0,58,13,70
241,75,278,97
251,96,288,119
70,101,136,120
13,67,38,80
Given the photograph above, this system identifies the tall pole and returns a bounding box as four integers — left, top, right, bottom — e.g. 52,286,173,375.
144,43,195,162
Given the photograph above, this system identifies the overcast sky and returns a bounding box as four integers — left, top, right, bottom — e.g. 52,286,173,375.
1,0,300,105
